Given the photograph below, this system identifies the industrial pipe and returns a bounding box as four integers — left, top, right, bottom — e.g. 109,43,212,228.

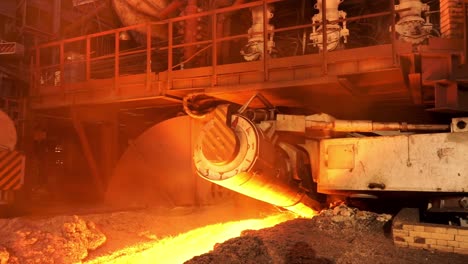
193,113,321,217
307,119,450,132
124,0,167,17
276,114,451,134
310,0,349,51
158,0,185,20
393,0,432,44
241,4,275,61
112,0,170,40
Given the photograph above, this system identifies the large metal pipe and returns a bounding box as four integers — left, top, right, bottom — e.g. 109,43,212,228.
276,114,451,134
307,120,450,132
112,0,170,40
158,0,185,20
124,0,167,17
193,113,320,217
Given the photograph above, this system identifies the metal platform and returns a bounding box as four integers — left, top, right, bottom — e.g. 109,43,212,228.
28,1,468,117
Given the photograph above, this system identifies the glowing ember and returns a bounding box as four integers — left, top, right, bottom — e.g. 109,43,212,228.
86,212,302,264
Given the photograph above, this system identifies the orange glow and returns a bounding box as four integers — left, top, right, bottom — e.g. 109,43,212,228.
86,212,302,264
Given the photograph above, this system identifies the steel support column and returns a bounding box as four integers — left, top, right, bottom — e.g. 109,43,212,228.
321,0,328,74
184,0,198,67
52,0,61,36
71,109,104,197
463,1,467,64
390,0,397,65
99,112,119,189
263,0,269,81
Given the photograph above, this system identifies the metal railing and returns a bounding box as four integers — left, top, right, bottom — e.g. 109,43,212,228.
31,0,403,96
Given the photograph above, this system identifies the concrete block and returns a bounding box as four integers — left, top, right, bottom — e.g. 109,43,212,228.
402,225,414,231
430,244,454,252
393,229,409,237
409,231,433,239
457,229,468,236
425,238,437,245
446,228,459,235
447,240,459,247
408,242,429,249
424,226,447,234
413,226,425,232
436,239,448,246
394,241,408,248
454,248,468,255
431,233,454,241
459,242,468,249
455,235,468,242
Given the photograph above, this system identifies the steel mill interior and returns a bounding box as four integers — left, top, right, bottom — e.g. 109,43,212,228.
1,0,468,263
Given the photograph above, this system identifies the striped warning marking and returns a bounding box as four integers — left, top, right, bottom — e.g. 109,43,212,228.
0,150,25,191
0,42,16,54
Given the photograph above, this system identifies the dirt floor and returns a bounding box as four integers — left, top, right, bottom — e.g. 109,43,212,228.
187,204,468,264
0,198,467,264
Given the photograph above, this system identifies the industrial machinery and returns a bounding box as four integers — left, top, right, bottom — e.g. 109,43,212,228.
177,94,467,217
0,110,25,205
241,5,276,60
393,0,433,44
21,0,468,219
310,0,349,51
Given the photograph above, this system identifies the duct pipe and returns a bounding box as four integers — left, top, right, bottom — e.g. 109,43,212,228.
124,0,167,17
112,0,169,40
158,0,185,20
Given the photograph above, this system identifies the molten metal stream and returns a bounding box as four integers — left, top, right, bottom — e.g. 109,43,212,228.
86,212,300,264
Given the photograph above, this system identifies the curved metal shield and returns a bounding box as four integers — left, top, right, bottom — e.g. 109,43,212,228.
105,116,215,208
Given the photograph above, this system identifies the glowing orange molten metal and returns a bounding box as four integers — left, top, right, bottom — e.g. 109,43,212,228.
87,212,307,264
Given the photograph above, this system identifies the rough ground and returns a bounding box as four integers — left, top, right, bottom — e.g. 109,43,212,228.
1,201,467,264
0,215,106,264
187,205,468,264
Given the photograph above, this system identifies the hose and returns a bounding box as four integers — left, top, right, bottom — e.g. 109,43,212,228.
182,93,222,119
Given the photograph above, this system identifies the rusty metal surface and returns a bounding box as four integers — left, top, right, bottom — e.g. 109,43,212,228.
30,44,410,110
30,0,416,111
28,0,468,117
316,131,468,194
105,116,214,207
